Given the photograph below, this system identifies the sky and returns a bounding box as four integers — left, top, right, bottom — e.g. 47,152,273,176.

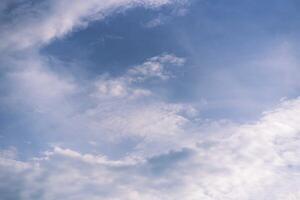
0,0,300,199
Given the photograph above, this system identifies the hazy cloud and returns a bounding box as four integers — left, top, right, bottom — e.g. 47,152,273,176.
0,98,300,199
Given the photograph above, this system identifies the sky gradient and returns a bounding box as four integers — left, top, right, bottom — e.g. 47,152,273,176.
0,0,300,199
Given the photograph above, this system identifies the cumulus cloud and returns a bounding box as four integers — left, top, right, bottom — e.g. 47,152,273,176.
1,98,300,199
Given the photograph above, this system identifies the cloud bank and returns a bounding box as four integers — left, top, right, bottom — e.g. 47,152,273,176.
1,98,300,199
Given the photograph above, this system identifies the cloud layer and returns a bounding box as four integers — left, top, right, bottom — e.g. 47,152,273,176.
1,0,300,200
1,98,300,199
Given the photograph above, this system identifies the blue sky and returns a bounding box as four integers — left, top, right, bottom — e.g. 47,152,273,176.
1,0,300,199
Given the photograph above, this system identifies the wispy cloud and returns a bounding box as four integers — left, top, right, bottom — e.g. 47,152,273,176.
4,52,191,157
0,0,186,51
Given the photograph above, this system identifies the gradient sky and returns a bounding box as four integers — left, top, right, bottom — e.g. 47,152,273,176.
1,0,300,199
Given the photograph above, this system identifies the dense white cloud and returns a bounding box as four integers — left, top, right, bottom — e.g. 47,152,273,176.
1,98,300,199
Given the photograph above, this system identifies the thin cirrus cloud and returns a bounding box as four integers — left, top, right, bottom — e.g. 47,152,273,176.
0,0,300,200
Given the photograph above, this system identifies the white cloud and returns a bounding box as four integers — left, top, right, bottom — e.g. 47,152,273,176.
1,1,300,199
4,53,191,158
144,0,190,28
127,54,185,81
92,54,185,99
5,55,76,117
1,98,300,199
0,1,190,157
0,0,185,51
